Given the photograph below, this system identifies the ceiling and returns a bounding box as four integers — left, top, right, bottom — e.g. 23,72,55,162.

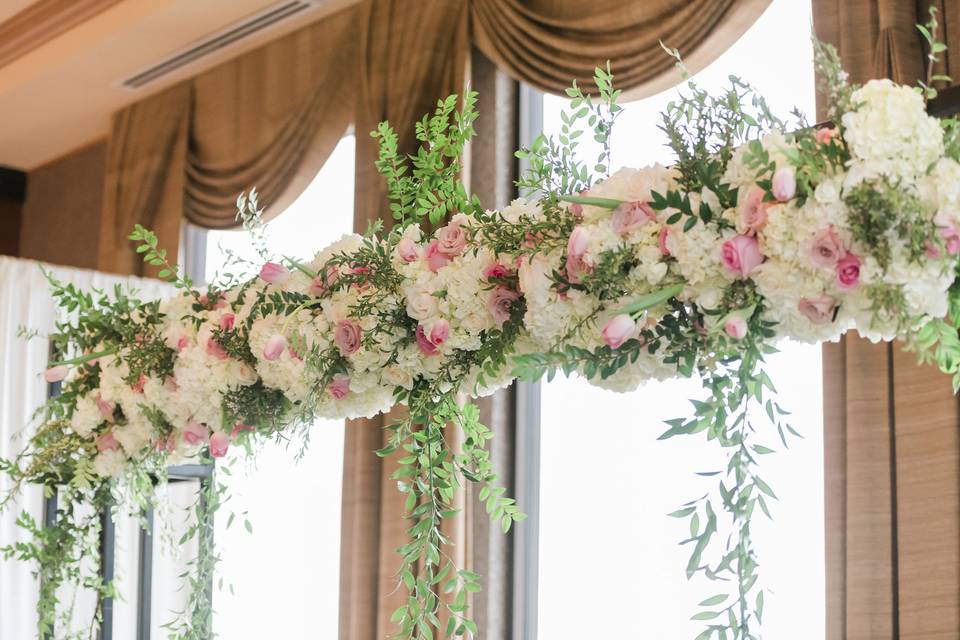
0,0,358,170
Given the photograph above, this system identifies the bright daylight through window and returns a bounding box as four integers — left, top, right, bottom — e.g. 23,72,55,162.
536,1,825,638
200,135,355,638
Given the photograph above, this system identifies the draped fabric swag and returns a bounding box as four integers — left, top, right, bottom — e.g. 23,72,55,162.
94,1,774,638
813,2,960,638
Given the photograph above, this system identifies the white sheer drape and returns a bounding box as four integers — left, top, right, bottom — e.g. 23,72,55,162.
0,255,171,638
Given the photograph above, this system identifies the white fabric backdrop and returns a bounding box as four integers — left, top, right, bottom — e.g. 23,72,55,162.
0,255,172,638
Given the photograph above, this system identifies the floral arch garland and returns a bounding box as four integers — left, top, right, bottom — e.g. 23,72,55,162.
5,25,960,640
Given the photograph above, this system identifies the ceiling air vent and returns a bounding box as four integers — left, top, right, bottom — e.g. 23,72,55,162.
120,1,320,90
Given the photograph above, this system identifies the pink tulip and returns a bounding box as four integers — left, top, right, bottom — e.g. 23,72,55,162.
816,126,838,145
131,374,147,394
724,316,748,340
835,253,861,290
232,423,254,438
397,237,419,262
566,226,592,284
219,313,235,331
798,295,837,324
176,335,190,352
328,375,351,400
771,167,797,202
183,421,209,446
601,314,636,349
658,226,670,257
721,235,764,278
96,432,120,453
209,431,230,458
44,365,68,383
96,395,115,421
487,287,521,328
429,319,449,346
263,334,288,361
206,339,229,360
611,201,656,235
334,320,362,355
259,262,290,285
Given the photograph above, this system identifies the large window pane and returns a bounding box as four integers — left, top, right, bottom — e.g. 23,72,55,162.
536,1,824,637
201,135,355,638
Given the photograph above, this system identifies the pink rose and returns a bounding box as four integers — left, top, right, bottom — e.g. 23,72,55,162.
611,201,656,235
209,431,230,458
566,226,592,284
738,186,770,236
415,319,449,356
219,313,235,331
835,253,861,290
183,421,209,446
96,395,115,421
809,226,846,267
724,316,748,340
816,126,838,145
259,262,290,285
437,218,467,257
44,365,68,383
658,226,670,257
397,237,419,262
131,374,147,394
262,334,288,361
334,320,362,355
328,375,351,400
231,423,254,438
935,214,960,255
96,432,120,453
206,338,229,360
601,314,636,349
721,235,763,278
798,295,837,324
424,240,451,272
176,335,190,352
772,167,796,202
487,286,521,328
483,263,511,281
198,292,226,310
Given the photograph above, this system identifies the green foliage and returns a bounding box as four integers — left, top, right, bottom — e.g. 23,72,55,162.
917,6,952,102
372,92,480,226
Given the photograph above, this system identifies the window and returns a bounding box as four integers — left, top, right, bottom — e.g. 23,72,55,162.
533,1,825,638
180,135,355,638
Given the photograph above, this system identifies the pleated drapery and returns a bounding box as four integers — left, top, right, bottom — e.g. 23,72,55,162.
813,2,960,638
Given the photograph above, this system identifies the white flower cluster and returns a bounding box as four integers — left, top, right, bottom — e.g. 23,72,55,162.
58,78,959,477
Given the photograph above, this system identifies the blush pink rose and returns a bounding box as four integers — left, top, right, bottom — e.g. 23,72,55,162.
798,295,837,324
483,263,511,281
601,314,636,349
658,226,670,257
809,226,846,267
724,316,748,340
771,167,797,202
96,395,115,421
437,218,467,257
424,240,451,272
397,237,419,262
96,432,120,453
219,313,235,331
721,234,764,278
262,334,288,361
816,126,839,145
487,286,521,328
611,201,656,235
738,186,770,236
565,226,592,284
209,431,230,459
183,421,209,446
328,375,351,400
415,320,450,356
44,365,68,383
334,320,362,355
259,262,290,285
835,253,861,290
206,338,229,360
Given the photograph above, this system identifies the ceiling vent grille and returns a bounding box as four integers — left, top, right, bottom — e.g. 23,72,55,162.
120,1,319,90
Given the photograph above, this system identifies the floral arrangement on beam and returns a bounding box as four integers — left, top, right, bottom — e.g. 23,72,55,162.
4,12,960,640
